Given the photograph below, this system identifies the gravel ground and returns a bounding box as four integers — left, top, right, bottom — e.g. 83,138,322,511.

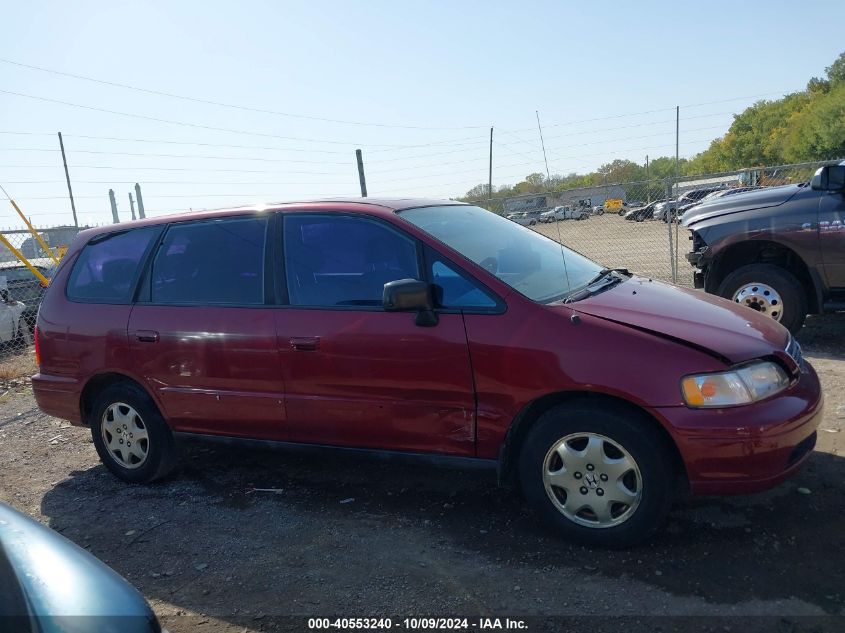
0,322,843,633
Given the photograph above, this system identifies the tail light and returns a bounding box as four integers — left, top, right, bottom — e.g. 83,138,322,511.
34,326,41,367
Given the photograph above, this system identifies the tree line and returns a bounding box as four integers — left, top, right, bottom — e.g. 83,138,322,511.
462,52,845,202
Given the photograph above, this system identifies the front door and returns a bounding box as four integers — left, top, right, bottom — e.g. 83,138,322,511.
129,215,286,440
275,213,477,455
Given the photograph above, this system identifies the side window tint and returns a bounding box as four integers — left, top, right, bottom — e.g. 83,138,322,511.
431,260,497,309
67,227,157,303
151,217,267,305
284,215,419,307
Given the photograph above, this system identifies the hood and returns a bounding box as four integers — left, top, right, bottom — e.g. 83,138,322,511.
570,277,788,364
682,184,803,227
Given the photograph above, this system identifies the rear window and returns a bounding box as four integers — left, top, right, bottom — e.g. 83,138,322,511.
151,216,267,305
66,227,158,303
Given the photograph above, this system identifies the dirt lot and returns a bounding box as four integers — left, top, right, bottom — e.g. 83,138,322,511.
532,213,689,286
0,314,843,633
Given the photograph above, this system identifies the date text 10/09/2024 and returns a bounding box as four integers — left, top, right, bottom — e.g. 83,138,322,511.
308,618,528,630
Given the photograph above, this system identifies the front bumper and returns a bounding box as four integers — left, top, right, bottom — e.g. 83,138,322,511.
655,362,824,495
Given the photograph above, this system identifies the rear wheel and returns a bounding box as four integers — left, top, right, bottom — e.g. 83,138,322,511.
717,263,807,334
90,382,179,483
518,404,675,547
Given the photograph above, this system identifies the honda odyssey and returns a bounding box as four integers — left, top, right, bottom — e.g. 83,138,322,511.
32,199,823,546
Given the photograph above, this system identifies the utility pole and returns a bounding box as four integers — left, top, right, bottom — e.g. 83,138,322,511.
356,149,367,197
675,107,680,183
645,154,651,203
134,183,146,219
488,127,493,198
57,132,78,227
674,105,681,282
108,189,119,224
128,192,137,220
535,111,551,185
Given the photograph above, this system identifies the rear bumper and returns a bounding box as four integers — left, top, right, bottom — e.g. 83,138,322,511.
31,373,83,424
656,363,824,495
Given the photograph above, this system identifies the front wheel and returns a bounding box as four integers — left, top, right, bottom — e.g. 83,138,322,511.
518,404,675,547
717,263,807,334
90,382,179,484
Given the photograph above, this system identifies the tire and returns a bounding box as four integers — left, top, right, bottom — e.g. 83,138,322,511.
518,403,675,547
90,382,179,484
717,263,807,335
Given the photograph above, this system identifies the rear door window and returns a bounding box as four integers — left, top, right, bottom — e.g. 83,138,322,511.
151,216,267,305
66,227,158,303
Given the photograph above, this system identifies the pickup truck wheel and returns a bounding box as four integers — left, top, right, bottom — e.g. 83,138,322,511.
518,404,674,547
718,264,807,334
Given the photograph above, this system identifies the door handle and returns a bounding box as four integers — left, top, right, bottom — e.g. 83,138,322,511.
135,330,159,343
289,336,319,351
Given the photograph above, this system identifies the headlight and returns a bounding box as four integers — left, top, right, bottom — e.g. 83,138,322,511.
681,361,790,408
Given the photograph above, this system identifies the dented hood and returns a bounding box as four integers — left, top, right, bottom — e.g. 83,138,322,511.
570,277,789,364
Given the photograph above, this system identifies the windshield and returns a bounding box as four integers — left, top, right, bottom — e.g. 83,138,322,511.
399,205,604,303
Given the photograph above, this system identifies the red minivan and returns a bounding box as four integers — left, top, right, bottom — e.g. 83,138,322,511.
32,199,823,546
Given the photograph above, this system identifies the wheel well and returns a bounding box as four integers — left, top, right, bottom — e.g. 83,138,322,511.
79,373,147,426
707,241,819,312
498,391,687,489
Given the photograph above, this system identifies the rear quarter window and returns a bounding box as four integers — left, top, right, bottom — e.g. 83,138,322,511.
66,227,159,303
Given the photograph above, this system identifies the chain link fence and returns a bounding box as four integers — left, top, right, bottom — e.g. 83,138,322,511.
0,226,81,353
470,160,839,289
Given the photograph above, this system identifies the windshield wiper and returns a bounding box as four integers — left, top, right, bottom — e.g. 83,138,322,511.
562,268,628,303
585,267,629,285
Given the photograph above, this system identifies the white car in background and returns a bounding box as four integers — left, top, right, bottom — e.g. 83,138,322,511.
510,211,540,226
0,293,26,349
539,206,589,222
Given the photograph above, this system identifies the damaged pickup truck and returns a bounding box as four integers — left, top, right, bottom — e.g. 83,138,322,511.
683,162,845,334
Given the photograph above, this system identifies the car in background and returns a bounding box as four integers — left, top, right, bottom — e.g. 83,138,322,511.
679,187,765,219
668,186,732,222
684,162,845,334
0,258,56,333
625,200,663,222
539,208,559,223
653,200,683,222
0,502,162,632
511,211,539,226
0,291,26,351
701,186,762,202
539,206,588,223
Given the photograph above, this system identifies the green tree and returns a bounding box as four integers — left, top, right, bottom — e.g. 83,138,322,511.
825,52,845,84
783,83,845,162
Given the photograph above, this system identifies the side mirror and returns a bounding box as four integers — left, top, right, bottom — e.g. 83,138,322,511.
383,279,438,327
811,165,845,192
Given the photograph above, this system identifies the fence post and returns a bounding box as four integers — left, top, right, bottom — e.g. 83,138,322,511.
666,180,675,284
